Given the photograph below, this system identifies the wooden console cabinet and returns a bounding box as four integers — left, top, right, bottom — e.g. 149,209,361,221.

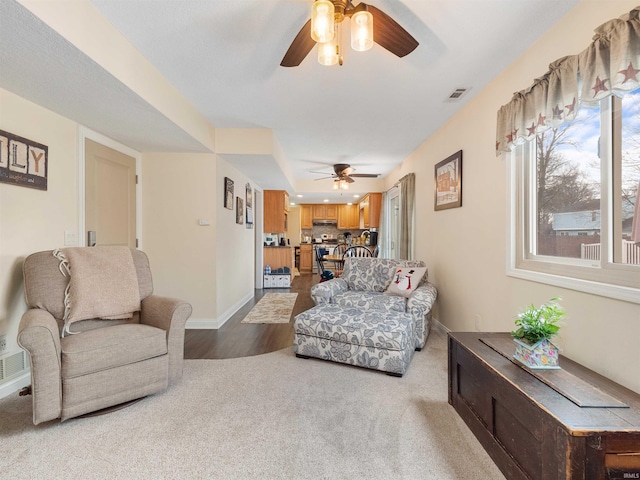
448,332,640,480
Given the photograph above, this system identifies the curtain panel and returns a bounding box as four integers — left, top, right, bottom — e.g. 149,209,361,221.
399,173,415,260
496,7,640,156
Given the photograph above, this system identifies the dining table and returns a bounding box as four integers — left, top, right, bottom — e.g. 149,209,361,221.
322,253,345,275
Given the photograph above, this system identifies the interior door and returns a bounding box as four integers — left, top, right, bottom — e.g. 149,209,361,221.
85,139,136,247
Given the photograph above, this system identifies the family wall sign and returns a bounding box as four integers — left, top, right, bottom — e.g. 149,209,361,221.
0,130,48,191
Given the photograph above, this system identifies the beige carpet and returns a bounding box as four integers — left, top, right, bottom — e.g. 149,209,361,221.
0,330,505,480
241,292,298,324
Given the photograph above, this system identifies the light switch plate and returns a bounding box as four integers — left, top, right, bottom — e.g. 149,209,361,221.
64,230,77,246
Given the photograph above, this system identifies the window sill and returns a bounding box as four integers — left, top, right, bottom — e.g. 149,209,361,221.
506,267,640,305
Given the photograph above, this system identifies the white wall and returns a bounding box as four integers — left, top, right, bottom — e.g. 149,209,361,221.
0,88,79,356
389,0,640,393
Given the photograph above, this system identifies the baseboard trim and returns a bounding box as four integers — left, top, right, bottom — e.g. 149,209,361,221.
0,371,30,400
186,290,255,330
432,317,450,334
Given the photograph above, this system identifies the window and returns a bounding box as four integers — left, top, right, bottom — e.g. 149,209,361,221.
511,87,640,300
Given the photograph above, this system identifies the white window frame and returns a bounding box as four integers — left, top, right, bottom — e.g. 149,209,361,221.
507,97,640,304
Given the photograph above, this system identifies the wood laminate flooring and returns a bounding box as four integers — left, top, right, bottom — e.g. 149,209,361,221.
184,273,318,359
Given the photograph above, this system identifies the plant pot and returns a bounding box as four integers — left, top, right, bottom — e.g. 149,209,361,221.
513,338,561,369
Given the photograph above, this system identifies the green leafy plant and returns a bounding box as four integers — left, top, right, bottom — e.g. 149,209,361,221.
512,297,565,344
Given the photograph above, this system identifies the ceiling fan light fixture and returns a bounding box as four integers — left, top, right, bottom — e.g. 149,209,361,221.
318,33,339,66
350,10,373,52
311,0,335,43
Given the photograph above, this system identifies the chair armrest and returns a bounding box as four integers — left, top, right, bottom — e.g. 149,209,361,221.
407,282,438,318
310,278,348,305
17,309,62,425
141,295,192,384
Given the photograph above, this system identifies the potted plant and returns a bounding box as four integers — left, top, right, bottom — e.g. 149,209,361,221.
511,297,565,369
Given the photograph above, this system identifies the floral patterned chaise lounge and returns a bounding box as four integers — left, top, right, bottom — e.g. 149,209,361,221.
293,257,438,376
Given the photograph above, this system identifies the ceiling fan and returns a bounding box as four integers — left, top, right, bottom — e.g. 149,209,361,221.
313,163,380,189
281,0,419,67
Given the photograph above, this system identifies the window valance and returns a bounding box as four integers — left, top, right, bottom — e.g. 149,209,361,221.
496,7,640,156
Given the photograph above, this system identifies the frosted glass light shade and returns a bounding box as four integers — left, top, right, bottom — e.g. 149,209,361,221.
351,10,373,52
311,0,335,43
318,36,339,66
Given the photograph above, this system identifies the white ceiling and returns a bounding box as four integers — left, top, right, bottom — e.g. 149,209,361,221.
1,0,579,202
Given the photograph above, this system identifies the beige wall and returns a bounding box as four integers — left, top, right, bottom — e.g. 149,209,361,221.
0,88,79,355
390,0,640,393
141,153,218,321
215,158,258,319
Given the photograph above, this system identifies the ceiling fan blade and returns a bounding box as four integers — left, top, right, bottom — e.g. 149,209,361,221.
281,20,315,67
314,176,335,181
367,5,419,58
344,176,355,183
350,173,380,178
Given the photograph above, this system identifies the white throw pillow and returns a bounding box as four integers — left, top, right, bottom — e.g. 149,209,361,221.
384,267,427,298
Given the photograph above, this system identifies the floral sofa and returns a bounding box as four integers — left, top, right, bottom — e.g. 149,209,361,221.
309,257,437,349
293,258,437,376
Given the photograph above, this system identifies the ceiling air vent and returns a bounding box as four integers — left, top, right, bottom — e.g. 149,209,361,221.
445,88,470,103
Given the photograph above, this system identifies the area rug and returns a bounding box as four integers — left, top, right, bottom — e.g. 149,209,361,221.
241,292,298,324
0,330,505,479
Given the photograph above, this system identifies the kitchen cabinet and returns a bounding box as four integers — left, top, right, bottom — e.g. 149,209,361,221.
337,204,359,230
301,205,313,229
311,204,337,220
264,190,289,233
299,244,313,273
263,247,293,271
359,193,382,229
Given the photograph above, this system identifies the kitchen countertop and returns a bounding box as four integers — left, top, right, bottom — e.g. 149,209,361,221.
263,245,292,248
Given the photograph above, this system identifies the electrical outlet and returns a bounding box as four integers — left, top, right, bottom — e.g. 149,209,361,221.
0,335,7,354
474,314,482,331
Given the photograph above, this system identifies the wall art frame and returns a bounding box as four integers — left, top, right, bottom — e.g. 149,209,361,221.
434,150,463,211
245,183,253,228
224,177,234,210
0,129,48,191
236,197,244,224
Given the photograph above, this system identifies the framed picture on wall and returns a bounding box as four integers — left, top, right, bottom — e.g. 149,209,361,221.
224,177,234,210
0,129,48,191
236,197,244,224
245,183,253,228
434,150,463,211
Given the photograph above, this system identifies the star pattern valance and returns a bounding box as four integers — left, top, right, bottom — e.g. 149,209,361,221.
496,7,640,156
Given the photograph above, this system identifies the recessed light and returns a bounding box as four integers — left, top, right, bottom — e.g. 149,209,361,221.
353,194,360,198
323,199,329,203
290,202,296,206
296,194,303,198
347,202,352,206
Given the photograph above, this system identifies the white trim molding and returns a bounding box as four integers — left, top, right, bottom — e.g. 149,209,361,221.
186,290,255,330
0,372,30,400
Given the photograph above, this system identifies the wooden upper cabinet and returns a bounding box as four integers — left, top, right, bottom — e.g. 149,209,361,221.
312,204,326,219
338,204,359,230
325,204,338,220
359,193,382,229
264,190,288,233
300,205,313,229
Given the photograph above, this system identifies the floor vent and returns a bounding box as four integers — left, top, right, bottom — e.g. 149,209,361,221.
445,87,470,102
0,351,28,383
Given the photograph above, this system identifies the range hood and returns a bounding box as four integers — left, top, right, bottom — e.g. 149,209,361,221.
312,219,337,225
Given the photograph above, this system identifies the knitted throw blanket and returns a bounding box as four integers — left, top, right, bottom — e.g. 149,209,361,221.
53,247,141,336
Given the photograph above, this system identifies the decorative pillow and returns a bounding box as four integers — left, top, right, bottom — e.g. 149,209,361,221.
384,267,427,298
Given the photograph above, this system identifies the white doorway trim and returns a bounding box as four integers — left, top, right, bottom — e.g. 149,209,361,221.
253,187,264,288
78,126,142,248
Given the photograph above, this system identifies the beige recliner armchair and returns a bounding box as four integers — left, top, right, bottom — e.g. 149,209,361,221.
18,248,192,424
